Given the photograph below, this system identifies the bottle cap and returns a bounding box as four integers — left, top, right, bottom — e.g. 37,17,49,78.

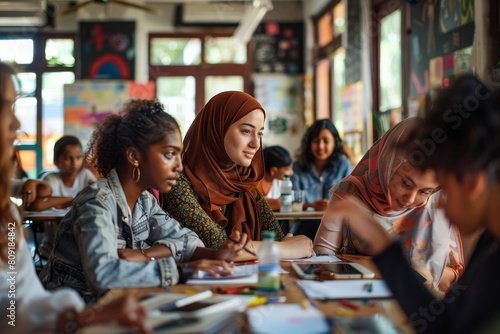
261,230,276,239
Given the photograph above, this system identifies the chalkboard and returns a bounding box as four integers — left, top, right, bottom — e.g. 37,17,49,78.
252,22,304,74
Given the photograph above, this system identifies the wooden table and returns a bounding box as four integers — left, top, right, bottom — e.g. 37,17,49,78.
274,211,324,235
274,211,324,221
100,257,413,333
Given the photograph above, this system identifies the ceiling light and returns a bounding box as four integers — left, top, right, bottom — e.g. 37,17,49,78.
232,0,273,45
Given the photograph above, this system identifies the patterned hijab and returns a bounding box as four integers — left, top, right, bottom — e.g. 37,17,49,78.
331,117,464,289
182,91,265,241
334,117,424,214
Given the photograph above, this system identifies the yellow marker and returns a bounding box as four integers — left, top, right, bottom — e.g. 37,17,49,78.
183,289,198,295
248,296,267,307
333,306,355,317
300,299,310,310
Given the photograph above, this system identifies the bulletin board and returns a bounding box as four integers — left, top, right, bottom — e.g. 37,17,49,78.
79,21,136,79
252,22,304,74
409,0,474,97
63,80,155,148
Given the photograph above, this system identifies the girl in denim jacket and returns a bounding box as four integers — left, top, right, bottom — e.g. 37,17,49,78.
40,99,247,302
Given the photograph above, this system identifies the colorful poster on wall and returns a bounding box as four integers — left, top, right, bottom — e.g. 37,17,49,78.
79,21,135,79
64,80,155,148
409,0,474,97
252,22,304,74
341,81,363,133
439,0,474,33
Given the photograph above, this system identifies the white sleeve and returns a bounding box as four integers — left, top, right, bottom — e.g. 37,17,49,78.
0,238,85,333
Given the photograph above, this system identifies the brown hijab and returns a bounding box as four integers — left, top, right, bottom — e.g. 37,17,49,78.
182,91,265,241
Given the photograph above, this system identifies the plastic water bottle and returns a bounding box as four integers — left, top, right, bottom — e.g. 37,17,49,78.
257,231,280,296
280,174,293,213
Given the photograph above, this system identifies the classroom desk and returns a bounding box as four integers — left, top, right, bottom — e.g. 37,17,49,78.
273,211,324,221
99,258,414,333
23,208,69,222
23,209,69,270
274,211,324,236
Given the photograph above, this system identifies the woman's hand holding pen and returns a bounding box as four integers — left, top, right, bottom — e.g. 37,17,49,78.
216,230,250,261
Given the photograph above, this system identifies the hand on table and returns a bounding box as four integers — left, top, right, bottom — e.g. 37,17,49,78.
326,196,393,255
184,259,235,277
305,199,329,212
279,233,313,258
21,179,52,207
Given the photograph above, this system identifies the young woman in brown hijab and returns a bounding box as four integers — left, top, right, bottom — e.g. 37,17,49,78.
161,91,313,259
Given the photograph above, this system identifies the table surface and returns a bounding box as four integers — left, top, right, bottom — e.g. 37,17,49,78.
100,254,414,333
273,210,324,220
23,209,69,222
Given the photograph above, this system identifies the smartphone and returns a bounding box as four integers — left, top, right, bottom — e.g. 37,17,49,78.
291,262,375,279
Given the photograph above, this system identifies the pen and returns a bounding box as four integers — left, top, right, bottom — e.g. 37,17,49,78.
339,299,360,311
227,236,257,257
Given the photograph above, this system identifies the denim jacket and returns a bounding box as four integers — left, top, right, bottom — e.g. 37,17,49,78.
40,169,204,302
291,155,351,204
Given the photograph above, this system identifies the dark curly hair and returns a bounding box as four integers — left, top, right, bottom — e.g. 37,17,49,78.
295,119,346,172
86,99,180,177
402,74,500,181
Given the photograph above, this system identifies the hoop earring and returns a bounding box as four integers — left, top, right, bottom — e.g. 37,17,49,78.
132,160,141,183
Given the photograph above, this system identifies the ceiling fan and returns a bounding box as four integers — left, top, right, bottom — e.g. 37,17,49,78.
58,0,160,16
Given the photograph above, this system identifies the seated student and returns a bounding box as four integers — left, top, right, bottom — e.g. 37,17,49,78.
292,119,352,211
38,135,97,257
0,61,150,334
290,119,352,240
257,145,294,212
42,135,96,199
314,117,464,293
322,74,500,333
40,99,247,303
161,91,313,259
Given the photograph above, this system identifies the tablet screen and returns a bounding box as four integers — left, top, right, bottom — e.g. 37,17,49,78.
295,263,362,276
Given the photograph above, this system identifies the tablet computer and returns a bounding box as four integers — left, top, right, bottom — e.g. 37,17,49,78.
291,262,375,279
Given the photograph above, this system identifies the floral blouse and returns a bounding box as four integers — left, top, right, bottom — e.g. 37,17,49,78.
161,173,285,249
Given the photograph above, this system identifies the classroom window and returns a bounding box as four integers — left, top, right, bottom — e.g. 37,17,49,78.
15,72,37,145
205,76,244,103
156,76,196,137
42,72,75,168
204,36,247,64
379,9,402,112
150,38,202,66
45,39,75,67
149,32,252,130
0,39,33,64
1,32,76,176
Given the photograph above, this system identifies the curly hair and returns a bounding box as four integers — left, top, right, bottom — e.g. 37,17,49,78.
295,118,346,172
86,99,180,177
402,74,500,181
0,62,19,261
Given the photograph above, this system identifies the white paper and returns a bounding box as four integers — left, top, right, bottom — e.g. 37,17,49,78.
248,304,330,334
296,279,392,300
